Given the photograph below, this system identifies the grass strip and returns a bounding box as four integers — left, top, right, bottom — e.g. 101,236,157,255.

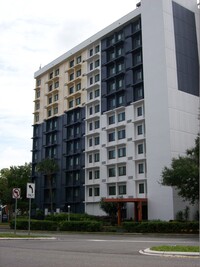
151,245,199,253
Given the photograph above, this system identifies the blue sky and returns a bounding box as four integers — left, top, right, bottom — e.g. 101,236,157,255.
0,0,138,169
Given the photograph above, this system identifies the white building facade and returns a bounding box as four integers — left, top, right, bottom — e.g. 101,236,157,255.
32,0,199,221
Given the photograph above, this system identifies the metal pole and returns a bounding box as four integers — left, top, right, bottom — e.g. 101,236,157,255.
14,198,17,235
28,198,31,236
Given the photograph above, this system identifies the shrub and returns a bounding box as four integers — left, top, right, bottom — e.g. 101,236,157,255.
59,221,102,232
122,221,199,234
10,219,57,231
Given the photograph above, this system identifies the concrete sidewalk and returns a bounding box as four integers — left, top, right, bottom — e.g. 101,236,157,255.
139,248,200,258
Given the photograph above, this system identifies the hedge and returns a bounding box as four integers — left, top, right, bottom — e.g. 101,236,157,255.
45,213,97,222
122,221,199,233
59,221,102,232
10,219,57,231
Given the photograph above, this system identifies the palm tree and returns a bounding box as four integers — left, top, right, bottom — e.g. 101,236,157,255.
36,158,59,214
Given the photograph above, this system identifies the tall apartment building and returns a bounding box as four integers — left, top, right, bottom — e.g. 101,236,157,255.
32,0,199,221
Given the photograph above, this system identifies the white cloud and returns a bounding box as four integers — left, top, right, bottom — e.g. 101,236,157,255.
0,0,138,169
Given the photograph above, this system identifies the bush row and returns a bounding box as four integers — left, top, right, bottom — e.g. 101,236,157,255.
122,221,199,233
10,219,199,233
10,219,102,232
45,213,97,222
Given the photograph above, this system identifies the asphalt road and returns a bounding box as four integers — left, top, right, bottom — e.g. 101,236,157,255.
0,233,199,267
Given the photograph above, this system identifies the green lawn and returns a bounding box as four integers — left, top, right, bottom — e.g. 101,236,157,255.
0,233,44,238
151,245,199,253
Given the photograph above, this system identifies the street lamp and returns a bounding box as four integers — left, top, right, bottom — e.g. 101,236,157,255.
68,205,70,221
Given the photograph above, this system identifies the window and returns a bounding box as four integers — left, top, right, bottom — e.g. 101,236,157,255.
49,84,53,92
89,138,92,147
94,89,99,97
75,97,81,105
95,104,99,113
89,49,93,57
75,126,80,135
118,147,126,157
89,91,93,100
69,100,74,108
76,83,81,91
76,56,81,64
94,170,100,179
36,79,41,86
117,78,123,89
35,114,39,122
89,122,93,131
89,62,93,71
118,95,124,105
76,69,81,77
75,156,79,166
109,115,115,125
109,97,115,109
95,59,99,68
117,62,123,73
53,107,58,114
137,125,143,135
94,187,100,196
36,90,40,98
35,102,40,110
75,140,80,150
89,188,92,197
108,132,115,142
49,72,53,79
108,81,115,92
94,136,100,145
75,111,80,120
95,74,100,82
95,45,99,53
90,77,93,85
118,166,126,176
118,185,126,195
138,144,144,154
116,47,122,57
137,106,143,116
69,73,74,81
94,153,99,162
108,149,115,159
139,183,144,194
69,86,74,94
55,68,59,76
48,97,52,104
89,107,93,115
54,94,58,101
117,32,122,41
48,109,52,117
118,129,126,140
94,120,100,129
109,186,116,196
138,163,144,174
108,167,115,177
69,60,74,68
54,81,59,89
118,112,125,122
89,171,92,180
89,154,92,163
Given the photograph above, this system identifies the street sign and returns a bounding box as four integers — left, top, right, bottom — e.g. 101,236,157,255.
12,188,21,199
26,183,35,199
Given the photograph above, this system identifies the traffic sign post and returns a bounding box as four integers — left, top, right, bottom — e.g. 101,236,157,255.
12,188,21,235
26,183,35,235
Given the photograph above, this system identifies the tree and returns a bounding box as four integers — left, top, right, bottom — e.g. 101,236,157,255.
161,136,199,204
36,158,59,213
0,163,31,217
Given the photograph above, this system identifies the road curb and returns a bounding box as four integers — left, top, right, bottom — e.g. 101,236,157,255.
139,248,200,258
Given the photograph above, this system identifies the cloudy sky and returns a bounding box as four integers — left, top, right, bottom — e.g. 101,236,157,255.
0,0,139,169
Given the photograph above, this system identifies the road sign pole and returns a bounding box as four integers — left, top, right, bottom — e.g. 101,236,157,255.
28,198,31,236
14,198,17,235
